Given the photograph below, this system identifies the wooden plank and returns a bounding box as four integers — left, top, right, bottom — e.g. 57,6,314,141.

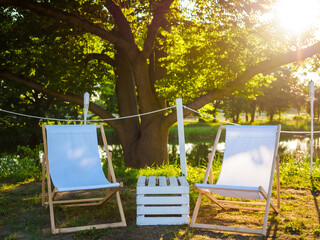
262,124,281,236
259,188,278,213
137,186,189,195
158,176,167,186
217,200,266,206
190,193,203,225
176,98,187,177
137,176,146,187
202,125,224,184
52,197,103,205
137,195,189,205
115,191,127,228
190,223,263,235
100,123,117,183
276,155,280,209
222,205,268,212
169,177,178,186
54,221,126,234
177,176,189,187
148,176,156,187
137,215,189,226
137,206,189,215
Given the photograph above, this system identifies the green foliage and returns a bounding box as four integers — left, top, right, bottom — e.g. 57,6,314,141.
284,219,306,234
0,145,43,181
313,225,320,237
1,233,22,240
72,227,102,240
0,80,80,152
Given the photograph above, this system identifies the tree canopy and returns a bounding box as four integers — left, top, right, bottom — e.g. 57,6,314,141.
1,0,320,167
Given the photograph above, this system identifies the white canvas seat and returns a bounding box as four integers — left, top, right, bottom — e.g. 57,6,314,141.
190,125,281,236
42,124,126,234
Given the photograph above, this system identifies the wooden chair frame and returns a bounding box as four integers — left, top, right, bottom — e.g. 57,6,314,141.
41,123,126,234
190,124,281,236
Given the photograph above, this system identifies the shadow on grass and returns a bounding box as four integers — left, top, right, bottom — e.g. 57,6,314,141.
311,177,320,223
266,215,279,239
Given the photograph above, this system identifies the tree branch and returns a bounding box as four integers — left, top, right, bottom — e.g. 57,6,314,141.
142,0,174,59
104,0,134,43
0,69,122,129
163,41,320,127
83,53,116,66
0,0,130,51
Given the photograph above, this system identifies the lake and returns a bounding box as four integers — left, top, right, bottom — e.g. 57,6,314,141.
102,133,320,167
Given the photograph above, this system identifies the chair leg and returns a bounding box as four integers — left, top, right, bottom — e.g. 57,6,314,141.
48,192,57,234
190,193,203,226
115,191,126,226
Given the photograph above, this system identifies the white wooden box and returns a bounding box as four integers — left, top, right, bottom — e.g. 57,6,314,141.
136,176,189,225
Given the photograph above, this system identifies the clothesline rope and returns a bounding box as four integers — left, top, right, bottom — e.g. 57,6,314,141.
1,106,319,134
0,106,176,122
183,106,240,126
183,106,320,134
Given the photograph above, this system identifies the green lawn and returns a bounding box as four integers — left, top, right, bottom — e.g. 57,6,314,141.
1,152,320,239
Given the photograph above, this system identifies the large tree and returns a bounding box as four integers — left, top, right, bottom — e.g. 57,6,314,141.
1,0,320,167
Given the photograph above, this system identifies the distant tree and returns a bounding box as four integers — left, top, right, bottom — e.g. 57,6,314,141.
257,67,298,121
222,95,247,123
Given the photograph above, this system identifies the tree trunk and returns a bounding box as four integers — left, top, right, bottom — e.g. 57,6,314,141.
250,109,255,123
113,50,169,167
116,115,169,168
269,112,274,121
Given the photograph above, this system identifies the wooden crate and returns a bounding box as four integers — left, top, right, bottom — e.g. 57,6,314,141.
136,176,189,225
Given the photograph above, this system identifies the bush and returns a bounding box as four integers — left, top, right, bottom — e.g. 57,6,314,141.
0,144,43,181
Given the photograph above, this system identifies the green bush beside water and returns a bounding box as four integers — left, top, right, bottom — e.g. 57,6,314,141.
0,145,43,182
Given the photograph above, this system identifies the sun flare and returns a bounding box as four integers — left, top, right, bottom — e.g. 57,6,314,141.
276,0,320,34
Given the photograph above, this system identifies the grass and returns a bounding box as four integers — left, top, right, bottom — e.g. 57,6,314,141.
1,151,320,239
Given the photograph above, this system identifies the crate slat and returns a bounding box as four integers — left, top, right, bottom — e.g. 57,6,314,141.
137,176,146,186
148,176,156,187
178,176,189,187
137,195,189,205
137,206,189,215
159,176,167,186
137,215,189,225
169,176,178,186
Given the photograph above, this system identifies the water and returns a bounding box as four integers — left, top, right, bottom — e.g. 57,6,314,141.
103,134,320,167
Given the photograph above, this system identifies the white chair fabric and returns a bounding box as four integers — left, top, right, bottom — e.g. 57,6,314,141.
195,125,277,199
46,125,119,192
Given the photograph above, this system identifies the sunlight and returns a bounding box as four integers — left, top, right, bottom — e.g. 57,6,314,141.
276,0,320,34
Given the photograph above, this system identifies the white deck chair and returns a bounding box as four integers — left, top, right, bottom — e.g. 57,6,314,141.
41,124,126,234
190,124,281,236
